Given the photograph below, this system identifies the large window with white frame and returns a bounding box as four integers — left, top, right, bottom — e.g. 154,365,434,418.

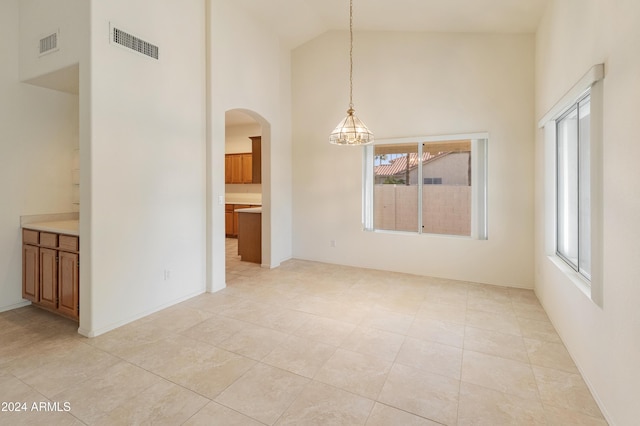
363,134,488,239
556,92,591,280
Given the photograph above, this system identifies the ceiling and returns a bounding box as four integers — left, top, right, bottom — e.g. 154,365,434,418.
234,0,551,48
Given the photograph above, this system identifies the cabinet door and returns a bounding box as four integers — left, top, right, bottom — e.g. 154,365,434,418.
225,210,234,236
225,155,232,184
58,251,79,320
241,153,253,183
250,137,261,184
230,155,243,183
22,244,39,302
39,248,57,310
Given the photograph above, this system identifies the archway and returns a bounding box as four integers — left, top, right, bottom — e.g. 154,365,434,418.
223,109,271,279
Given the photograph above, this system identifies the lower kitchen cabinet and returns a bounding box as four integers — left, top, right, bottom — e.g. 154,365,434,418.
225,204,259,237
22,243,39,302
22,229,79,321
58,251,79,319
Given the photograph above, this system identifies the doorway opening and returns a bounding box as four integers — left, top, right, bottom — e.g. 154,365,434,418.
224,109,268,282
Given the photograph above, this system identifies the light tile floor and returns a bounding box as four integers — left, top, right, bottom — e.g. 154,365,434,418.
0,239,607,425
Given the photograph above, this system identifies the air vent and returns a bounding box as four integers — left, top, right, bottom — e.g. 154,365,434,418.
111,25,159,60
39,31,59,56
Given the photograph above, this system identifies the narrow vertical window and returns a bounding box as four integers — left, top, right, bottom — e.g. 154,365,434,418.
556,93,591,280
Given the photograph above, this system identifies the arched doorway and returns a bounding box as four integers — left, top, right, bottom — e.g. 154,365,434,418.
223,109,270,281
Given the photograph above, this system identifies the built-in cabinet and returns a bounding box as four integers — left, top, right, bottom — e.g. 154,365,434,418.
225,136,261,184
225,204,260,237
22,229,79,321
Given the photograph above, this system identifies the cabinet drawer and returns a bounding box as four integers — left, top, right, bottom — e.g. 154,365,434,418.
59,235,79,252
40,232,58,248
23,229,39,245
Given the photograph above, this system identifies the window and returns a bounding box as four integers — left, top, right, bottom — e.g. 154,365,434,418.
423,177,442,185
363,135,488,239
539,64,603,305
556,92,591,280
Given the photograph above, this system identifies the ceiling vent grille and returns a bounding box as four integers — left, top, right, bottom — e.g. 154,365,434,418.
111,26,159,60
39,31,59,56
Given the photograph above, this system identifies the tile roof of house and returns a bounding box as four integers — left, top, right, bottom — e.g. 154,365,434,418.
374,152,449,177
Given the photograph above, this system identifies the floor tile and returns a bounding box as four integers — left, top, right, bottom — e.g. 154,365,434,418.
293,315,356,346
543,404,608,425
95,378,208,426
461,350,538,400
465,308,522,336
52,361,161,424
183,401,264,426
262,334,336,378
276,381,374,425
517,317,562,343
359,308,414,335
463,326,529,363
217,323,288,360
314,348,392,399
341,326,405,362
215,363,309,425
378,363,459,425
407,317,465,348
524,338,579,374
395,336,463,379
457,381,546,425
365,403,440,425
533,365,604,419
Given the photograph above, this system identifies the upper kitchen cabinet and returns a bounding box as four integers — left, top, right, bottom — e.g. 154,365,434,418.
19,0,89,94
249,136,261,184
225,136,261,184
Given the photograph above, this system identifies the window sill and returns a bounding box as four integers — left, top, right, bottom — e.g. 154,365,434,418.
547,255,592,301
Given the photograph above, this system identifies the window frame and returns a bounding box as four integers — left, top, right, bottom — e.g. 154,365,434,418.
539,64,604,306
363,132,488,240
555,92,591,280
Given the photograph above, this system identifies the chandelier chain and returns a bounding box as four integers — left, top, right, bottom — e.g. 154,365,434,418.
349,0,354,109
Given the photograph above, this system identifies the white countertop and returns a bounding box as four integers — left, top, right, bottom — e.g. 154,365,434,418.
23,220,79,236
235,207,262,214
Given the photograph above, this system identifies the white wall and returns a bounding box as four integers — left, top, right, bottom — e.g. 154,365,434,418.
19,0,85,84
84,0,206,336
292,31,535,288
209,0,293,279
0,0,79,312
535,1,640,424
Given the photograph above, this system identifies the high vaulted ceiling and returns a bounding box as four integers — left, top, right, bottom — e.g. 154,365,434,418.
234,0,551,48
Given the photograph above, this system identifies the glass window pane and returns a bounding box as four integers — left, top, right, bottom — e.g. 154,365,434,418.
579,96,591,278
422,142,471,236
374,144,419,232
557,107,579,268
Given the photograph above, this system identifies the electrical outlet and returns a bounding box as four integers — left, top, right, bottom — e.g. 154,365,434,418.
163,269,171,280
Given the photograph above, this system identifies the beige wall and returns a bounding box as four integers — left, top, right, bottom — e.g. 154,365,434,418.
535,1,640,424
292,31,535,287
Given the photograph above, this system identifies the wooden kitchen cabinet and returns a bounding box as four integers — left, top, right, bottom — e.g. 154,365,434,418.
237,210,261,264
22,242,39,302
225,155,233,184
241,153,252,183
225,137,261,184
249,136,261,184
39,247,58,311
22,229,79,321
57,251,79,319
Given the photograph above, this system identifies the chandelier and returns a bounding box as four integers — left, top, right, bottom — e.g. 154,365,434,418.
329,0,374,145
